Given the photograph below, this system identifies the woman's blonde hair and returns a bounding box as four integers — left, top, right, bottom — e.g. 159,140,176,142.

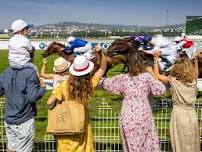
68,74,93,105
170,58,195,83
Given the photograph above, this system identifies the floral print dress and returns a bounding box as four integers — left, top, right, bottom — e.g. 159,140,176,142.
102,73,166,152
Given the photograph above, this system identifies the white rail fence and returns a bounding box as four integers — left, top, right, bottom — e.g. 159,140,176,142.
0,98,202,152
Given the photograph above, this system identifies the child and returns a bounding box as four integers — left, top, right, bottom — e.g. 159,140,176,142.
153,50,200,152
63,36,93,60
40,57,70,88
8,19,37,72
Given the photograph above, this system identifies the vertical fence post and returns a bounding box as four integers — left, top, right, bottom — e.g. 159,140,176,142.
0,98,6,151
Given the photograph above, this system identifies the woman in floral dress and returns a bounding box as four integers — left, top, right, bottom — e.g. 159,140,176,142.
102,50,166,152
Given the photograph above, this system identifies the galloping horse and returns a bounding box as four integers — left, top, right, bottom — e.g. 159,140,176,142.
42,42,126,74
108,37,154,69
108,37,202,77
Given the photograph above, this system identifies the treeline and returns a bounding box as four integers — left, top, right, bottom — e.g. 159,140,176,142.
30,30,160,39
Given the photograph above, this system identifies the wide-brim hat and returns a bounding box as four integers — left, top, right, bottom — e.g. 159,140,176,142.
53,57,71,73
69,55,94,76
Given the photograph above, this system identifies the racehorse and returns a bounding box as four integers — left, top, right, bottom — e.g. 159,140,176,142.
108,37,154,69
108,37,202,78
42,42,126,74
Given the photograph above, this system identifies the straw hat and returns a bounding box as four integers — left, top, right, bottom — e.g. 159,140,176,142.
53,57,71,73
69,55,94,76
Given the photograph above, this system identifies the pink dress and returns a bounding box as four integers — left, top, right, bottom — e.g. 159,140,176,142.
102,73,166,152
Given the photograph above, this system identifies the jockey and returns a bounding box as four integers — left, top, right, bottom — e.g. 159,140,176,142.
129,35,154,50
144,36,178,71
176,38,197,59
64,36,93,60
142,35,153,50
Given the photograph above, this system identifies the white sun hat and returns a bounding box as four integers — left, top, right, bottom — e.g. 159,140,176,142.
11,19,33,34
69,55,94,76
53,57,71,73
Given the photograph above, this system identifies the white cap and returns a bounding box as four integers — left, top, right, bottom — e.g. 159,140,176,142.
11,19,31,33
67,36,76,43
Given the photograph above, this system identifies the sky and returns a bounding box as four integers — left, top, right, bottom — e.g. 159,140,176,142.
0,0,202,29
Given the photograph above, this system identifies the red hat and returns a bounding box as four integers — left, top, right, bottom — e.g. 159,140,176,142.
181,39,193,48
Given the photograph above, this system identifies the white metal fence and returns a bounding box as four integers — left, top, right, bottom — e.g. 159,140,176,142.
0,98,202,152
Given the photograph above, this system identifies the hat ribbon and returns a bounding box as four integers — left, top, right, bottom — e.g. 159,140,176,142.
74,63,89,72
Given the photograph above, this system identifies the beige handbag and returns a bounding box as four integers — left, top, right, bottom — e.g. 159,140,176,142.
47,81,86,135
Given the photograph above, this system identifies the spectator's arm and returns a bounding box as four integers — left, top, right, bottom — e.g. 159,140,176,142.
153,50,170,83
25,71,46,103
40,58,54,79
47,95,57,109
26,39,34,53
94,51,107,80
102,74,125,95
47,83,63,108
147,73,166,96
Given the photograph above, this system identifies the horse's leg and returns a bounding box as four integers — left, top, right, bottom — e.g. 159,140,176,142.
29,51,35,62
122,64,127,73
42,49,50,58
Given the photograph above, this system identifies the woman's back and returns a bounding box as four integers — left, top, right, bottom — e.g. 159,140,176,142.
102,72,166,152
169,78,200,152
169,77,197,106
103,72,165,99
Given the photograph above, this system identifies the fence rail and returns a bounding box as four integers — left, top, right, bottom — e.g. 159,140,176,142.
0,98,202,152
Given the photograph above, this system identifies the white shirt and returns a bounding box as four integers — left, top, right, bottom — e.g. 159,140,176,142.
8,34,33,68
53,74,69,88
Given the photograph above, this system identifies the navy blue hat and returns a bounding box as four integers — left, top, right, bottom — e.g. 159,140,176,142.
144,35,152,42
